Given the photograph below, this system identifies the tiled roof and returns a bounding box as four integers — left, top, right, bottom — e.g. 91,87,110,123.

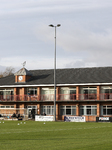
14,68,32,76
0,66,112,86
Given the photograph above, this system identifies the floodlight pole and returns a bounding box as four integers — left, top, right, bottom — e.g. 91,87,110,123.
49,24,61,121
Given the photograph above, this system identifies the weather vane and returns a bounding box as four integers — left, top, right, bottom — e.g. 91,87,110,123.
22,61,26,68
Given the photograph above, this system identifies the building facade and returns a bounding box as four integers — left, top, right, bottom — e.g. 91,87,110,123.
0,66,112,121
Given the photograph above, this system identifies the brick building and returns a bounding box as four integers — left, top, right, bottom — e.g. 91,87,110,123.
0,66,112,121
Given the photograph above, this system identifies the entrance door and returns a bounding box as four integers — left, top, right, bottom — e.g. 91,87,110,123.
27,106,37,119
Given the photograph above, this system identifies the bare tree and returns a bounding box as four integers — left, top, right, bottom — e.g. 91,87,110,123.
0,72,3,78
0,67,15,78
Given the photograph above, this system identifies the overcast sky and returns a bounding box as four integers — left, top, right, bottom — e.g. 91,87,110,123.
0,0,112,72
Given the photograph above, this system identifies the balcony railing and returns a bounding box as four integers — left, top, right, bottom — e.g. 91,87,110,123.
0,93,112,102
58,94,76,101
79,94,97,100
99,93,112,100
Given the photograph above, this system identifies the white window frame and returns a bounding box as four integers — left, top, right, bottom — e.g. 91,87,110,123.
41,105,54,115
60,87,76,100
0,88,14,100
80,105,97,116
101,86,112,99
41,88,54,101
27,88,37,95
0,105,14,109
60,105,76,115
101,105,112,115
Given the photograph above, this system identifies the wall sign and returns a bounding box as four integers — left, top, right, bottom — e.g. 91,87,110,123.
96,117,112,122
35,115,54,121
64,116,86,122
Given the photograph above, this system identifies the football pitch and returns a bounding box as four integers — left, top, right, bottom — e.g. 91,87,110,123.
0,121,112,150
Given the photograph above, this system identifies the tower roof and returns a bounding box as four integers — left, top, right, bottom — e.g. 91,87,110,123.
14,68,32,76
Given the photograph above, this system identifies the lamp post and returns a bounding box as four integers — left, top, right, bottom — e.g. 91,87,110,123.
49,24,61,121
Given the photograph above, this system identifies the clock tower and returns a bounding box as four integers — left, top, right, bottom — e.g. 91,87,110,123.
14,68,32,83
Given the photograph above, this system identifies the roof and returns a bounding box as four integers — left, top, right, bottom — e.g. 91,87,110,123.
14,68,32,76
0,66,112,87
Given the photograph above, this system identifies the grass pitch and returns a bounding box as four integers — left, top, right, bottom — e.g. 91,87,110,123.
0,121,112,150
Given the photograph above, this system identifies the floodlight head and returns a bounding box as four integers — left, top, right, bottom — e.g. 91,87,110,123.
49,24,54,27
57,24,61,27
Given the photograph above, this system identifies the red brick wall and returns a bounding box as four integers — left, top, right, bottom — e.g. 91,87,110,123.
15,75,31,83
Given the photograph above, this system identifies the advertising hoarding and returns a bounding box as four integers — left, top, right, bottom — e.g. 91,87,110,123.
35,115,54,121
64,116,86,122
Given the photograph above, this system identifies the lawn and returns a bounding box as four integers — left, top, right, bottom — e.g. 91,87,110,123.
0,121,112,150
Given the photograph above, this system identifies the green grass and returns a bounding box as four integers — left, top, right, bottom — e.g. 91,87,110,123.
0,121,112,150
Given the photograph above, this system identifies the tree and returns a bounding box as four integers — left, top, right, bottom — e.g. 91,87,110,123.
0,72,3,78
0,67,15,78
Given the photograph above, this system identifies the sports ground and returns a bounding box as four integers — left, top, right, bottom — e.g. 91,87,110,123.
0,121,112,150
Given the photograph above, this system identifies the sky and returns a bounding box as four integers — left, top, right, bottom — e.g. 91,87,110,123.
0,0,112,72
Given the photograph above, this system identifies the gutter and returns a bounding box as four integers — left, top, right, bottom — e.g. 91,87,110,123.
0,82,112,88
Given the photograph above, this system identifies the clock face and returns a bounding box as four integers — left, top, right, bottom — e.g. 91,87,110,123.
19,76,23,81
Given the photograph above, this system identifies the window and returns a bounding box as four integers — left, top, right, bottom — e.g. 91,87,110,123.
41,88,54,101
60,87,76,100
1,106,5,108
101,105,112,115
27,106,32,108
27,106,37,109
101,86,112,99
41,105,54,115
0,88,14,100
11,106,14,108
60,106,76,115
80,87,97,100
6,106,10,108
0,105,14,109
80,105,97,115
27,88,37,95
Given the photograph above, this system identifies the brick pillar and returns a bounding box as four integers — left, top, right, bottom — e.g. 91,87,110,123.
14,88,17,101
97,86,100,100
56,87,60,101
37,104,40,115
76,86,79,100
37,87,41,101
16,104,24,115
12,104,17,115
76,104,79,116
14,88,17,95
23,75,26,82
56,103,59,120
21,88,25,101
14,104,16,108
15,76,18,82
97,103,100,116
